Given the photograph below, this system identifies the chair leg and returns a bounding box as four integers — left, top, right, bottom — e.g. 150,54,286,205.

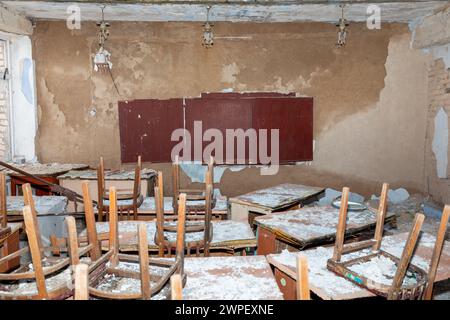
423,206,450,300
332,187,350,262
138,223,151,300
387,213,425,300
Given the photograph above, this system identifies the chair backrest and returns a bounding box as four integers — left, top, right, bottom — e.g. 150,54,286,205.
0,172,7,229
97,157,105,221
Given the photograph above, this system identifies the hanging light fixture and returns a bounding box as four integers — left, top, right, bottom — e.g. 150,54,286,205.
202,6,214,48
336,4,349,47
93,5,112,71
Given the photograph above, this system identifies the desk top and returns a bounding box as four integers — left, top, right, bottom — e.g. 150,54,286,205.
267,232,450,300
98,256,283,300
79,220,256,251
6,196,68,216
229,183,324,211
1,163,88,177
57,169,157,180
255,206,396,249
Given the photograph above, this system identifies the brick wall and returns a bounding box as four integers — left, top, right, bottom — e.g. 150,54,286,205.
425,57,450,204
0,40,10,161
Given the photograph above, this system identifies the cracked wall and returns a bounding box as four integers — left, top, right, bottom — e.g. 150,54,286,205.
32,21,429,197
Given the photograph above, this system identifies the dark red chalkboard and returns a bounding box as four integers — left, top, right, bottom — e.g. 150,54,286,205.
118,99,183,163
252,97,313,163
118,93,313,164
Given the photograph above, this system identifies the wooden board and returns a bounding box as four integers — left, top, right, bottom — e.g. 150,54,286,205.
255,206,396,252
0,163,88,177
79,220,256,252
267,232,450,300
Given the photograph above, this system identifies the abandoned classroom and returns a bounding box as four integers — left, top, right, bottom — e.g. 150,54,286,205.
0,0,449,302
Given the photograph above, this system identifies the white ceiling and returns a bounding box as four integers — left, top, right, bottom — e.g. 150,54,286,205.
2,1,449,23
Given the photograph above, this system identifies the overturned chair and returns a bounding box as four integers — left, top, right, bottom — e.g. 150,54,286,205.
0,183,103,300
327,183,449,300
155,171,213,257
172,156,216,218
84,182,187,299
97,156,143,221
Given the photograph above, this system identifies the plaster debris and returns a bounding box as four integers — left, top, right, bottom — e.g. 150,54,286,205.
388,188,410,204
432,107,448,178
317,188,365,206
0,268,72,296
6,195,68,215
348,255,419,287
182,256,283,300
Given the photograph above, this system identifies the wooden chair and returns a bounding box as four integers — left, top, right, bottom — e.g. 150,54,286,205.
327,185,431,300
97,156,143,221
0,173,11,246
172,156,216,217
0,183,102,300
156,171,213,257
85,184,187,299
296,255,310,300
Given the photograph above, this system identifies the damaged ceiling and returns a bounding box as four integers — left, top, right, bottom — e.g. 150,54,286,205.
1,0,449,23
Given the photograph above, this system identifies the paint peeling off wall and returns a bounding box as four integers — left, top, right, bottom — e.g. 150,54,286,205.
432,107,448,179
425,44,450,69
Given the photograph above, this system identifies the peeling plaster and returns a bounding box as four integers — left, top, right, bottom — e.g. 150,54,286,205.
426,44,450,69
432,107,449,179
221,62,240,84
